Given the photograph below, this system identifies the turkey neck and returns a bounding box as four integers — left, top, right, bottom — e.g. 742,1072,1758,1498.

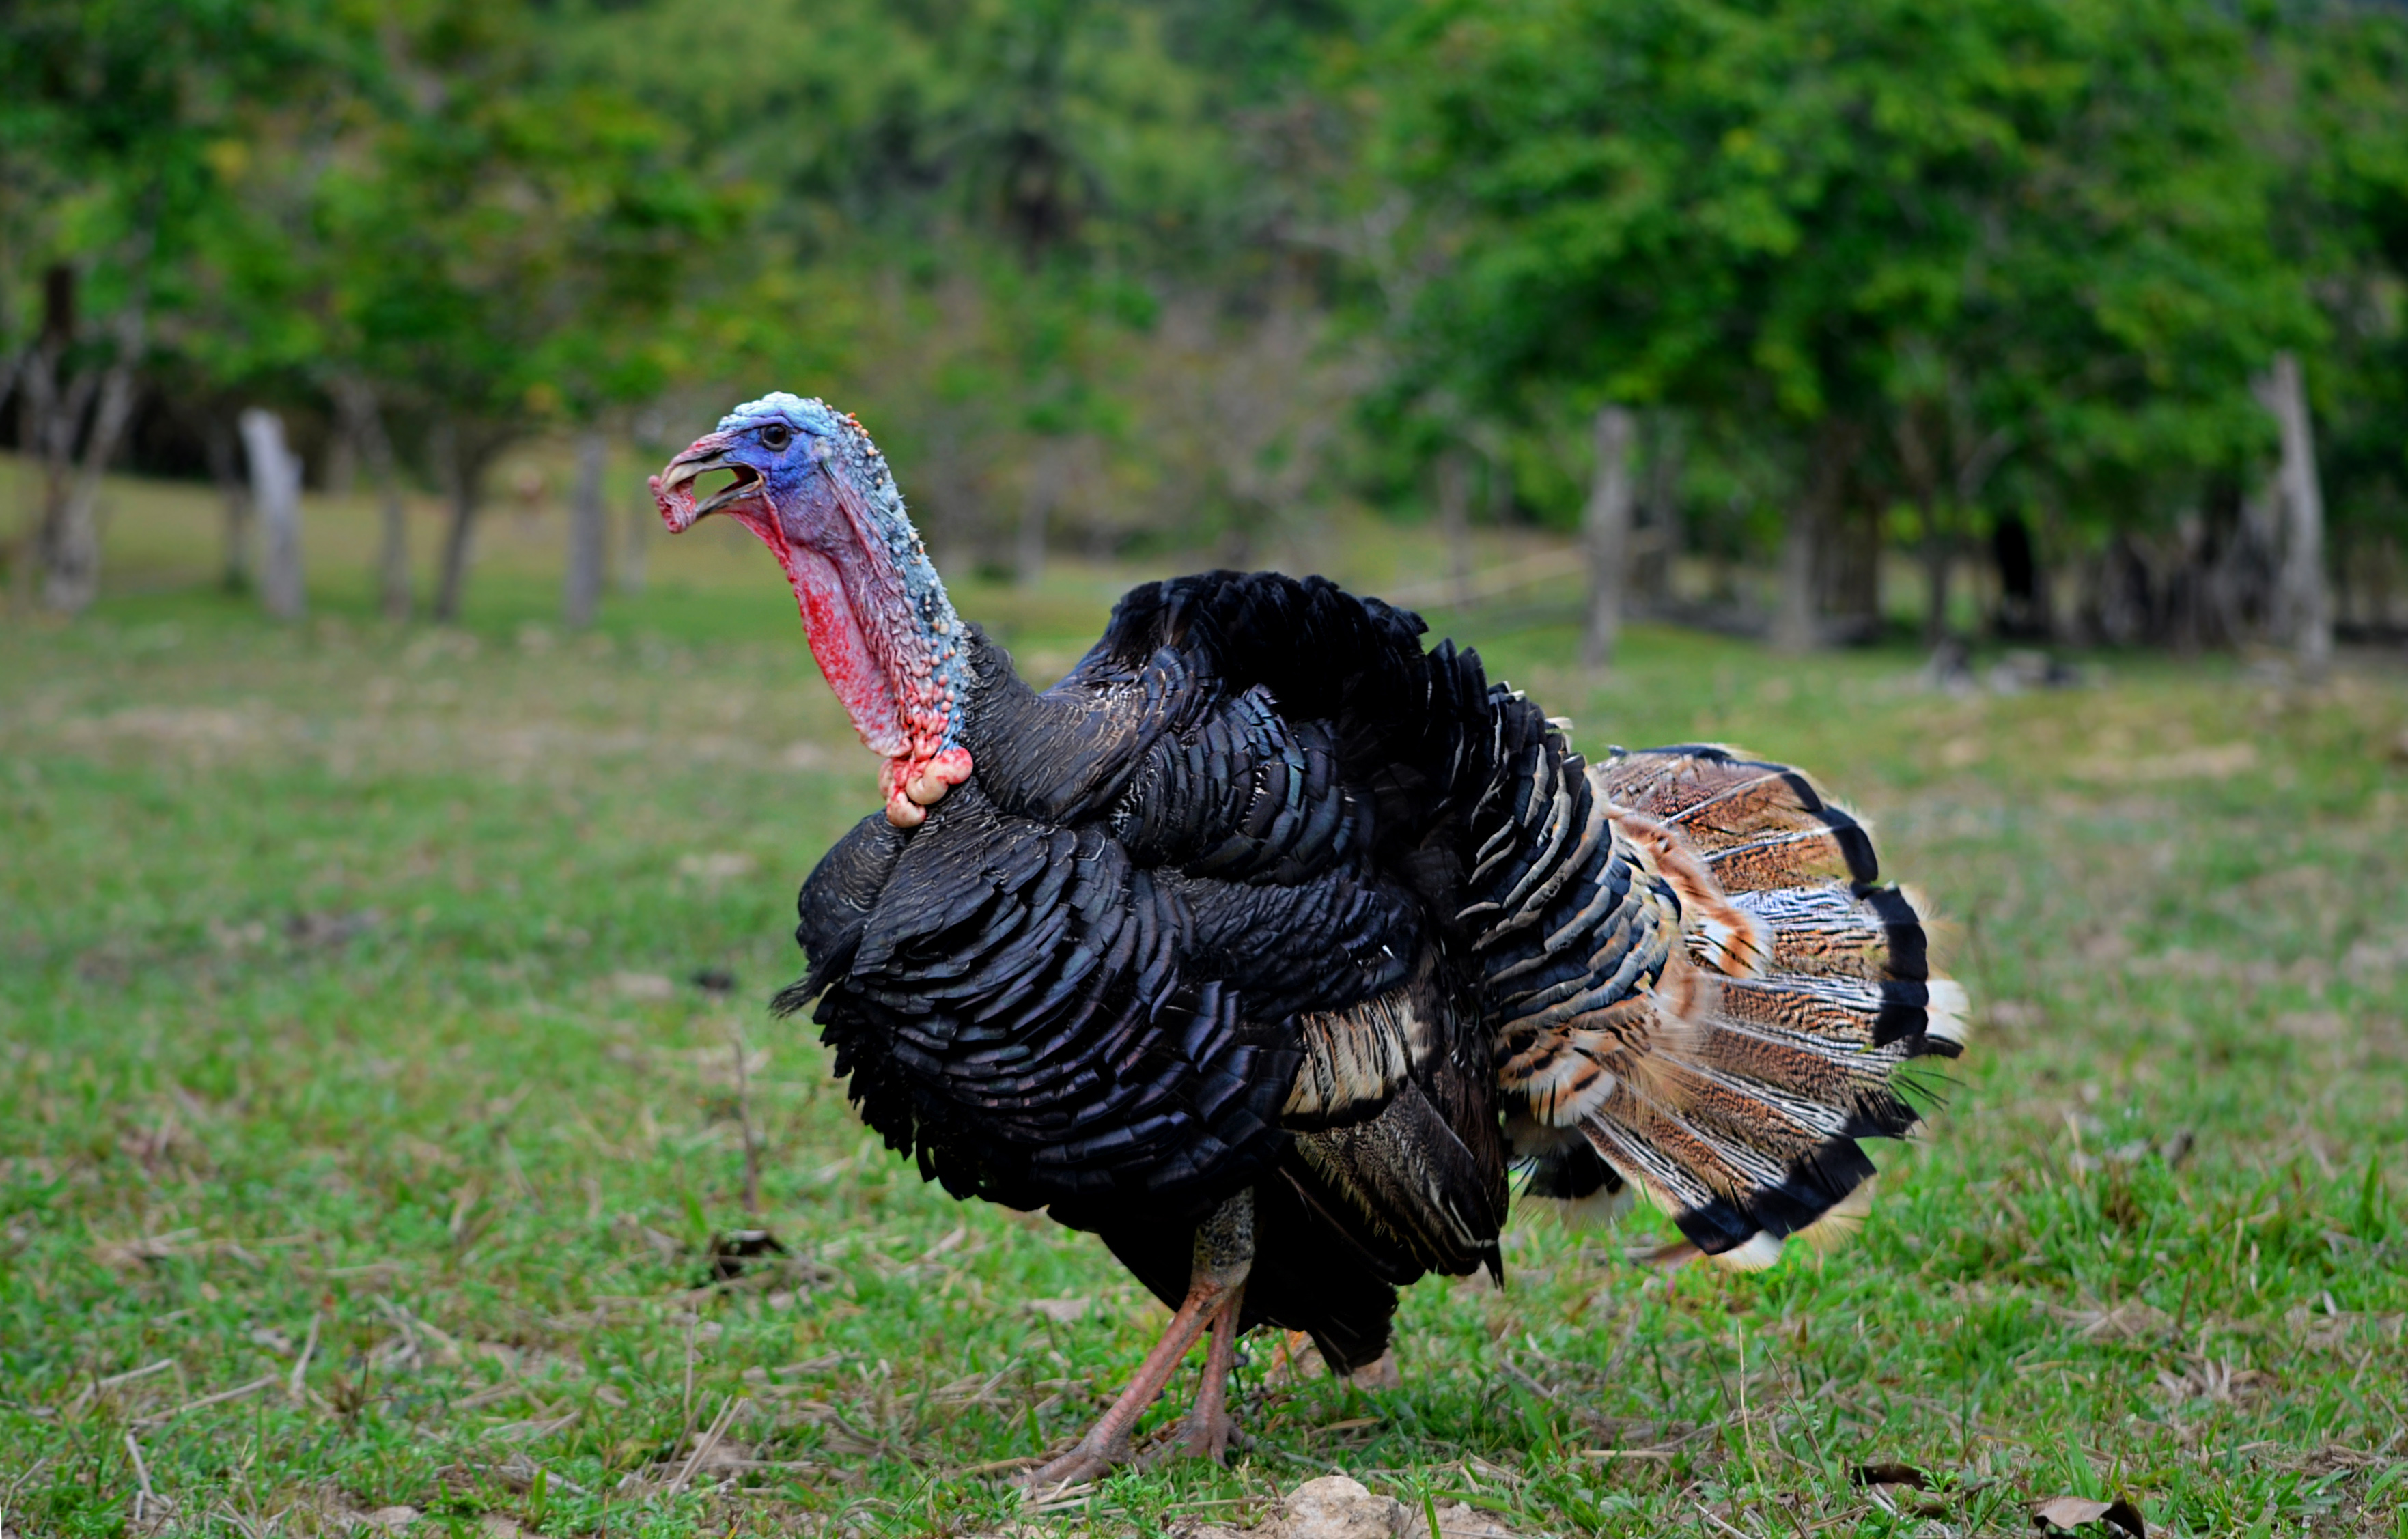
798,455,975,824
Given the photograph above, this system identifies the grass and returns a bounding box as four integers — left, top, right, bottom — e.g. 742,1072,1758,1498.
3,466,2407,1537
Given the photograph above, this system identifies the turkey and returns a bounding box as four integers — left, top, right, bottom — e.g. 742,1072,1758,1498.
650,393,1965,1485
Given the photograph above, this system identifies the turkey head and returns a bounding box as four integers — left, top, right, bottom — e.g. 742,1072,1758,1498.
652,394,974,827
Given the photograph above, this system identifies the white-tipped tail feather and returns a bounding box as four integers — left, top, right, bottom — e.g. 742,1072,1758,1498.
1476,735,1961,1271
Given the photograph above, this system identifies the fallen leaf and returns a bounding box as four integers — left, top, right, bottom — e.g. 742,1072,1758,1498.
2069,743,2256,783
288,909,380,947
677,851,759,882
1347,1348,1402,1389
1851,1463,1929,1489
705,1229,787,1281
611,972,674,1002
2033,1495,2145,1538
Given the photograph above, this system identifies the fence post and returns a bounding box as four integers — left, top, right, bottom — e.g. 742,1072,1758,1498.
240,408,306,621
1582,405,1635,670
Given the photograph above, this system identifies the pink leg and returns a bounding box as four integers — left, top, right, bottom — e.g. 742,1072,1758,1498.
1022,1190,1255,1491
1176,1282,1245,1462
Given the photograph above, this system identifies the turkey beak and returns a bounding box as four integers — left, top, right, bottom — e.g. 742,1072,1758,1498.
650,432,765,533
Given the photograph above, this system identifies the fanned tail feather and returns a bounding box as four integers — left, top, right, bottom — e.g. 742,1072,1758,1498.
1488,737,1961,1268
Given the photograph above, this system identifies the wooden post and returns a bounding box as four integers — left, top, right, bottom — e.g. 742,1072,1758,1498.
240,408,306,621
2252,351,2332,674
1582,405,1635,670
564,429,608,630
1017,436,1064,587
1436,447,1473,610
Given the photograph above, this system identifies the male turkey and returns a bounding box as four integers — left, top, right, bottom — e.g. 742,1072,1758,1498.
651,394,1964,1485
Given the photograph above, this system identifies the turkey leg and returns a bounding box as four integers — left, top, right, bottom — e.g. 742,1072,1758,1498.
1174,1280,1246,1462
1024,1189,1255,1490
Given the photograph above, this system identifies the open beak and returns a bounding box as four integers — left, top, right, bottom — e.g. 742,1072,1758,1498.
650,431,767,533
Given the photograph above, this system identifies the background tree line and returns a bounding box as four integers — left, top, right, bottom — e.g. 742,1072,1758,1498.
3,0,2403,663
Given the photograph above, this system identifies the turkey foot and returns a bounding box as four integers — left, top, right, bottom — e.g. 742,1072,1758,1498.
1022,1191,1255,1492
1172,1282,1246,1463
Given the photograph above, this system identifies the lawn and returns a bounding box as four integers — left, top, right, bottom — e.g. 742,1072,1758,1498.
3,468,2406,1537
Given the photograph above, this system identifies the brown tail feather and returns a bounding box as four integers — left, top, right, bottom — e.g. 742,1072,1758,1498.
1523,746,1961,1267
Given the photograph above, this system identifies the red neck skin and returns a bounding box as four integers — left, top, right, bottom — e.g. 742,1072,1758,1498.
743,495,972,827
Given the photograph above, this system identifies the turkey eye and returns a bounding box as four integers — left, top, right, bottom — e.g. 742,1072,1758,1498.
759,423,792,451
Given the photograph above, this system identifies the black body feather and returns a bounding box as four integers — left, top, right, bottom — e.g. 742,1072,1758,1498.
779,571,1956,1369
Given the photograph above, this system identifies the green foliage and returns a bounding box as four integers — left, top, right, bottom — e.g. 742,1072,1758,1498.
0,0,351,358
1374,0,2323,546
314,1,736,431
8,0,2408,610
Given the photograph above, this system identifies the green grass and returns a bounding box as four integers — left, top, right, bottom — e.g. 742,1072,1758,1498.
4,470,2407,1536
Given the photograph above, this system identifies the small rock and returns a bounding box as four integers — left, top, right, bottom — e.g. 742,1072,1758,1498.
353,1508,419,1533
611,971,675,1002
1027,1296,1089,1324
1024,1478,1521,1539
677,851,759,883
1416,1503,1520,1539
1280,1476,1403,1539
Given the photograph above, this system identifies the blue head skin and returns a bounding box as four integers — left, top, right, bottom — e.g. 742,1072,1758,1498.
652,394,974,826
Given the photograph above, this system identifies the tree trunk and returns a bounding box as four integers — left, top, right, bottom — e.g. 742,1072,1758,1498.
2253,351,2332,674
204,415,252,593
563,428,608,630
1820,492,1882,641
432,419,480,625
333,376,410,621
33,266,150,617
1919,509,1950,651
1890,408,1952,650
620,488,650,596
12,268,68,611
240,409,307,621
1436,447,1473,610
1485,444,1515,528
1991,511,2040,638
38,361,141,617
1775,420,1855,653
1582,405,1636,670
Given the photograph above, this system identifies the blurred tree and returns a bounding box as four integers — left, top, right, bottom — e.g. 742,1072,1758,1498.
5,0,2396,653
251,0,738,625
1375,0,2310,647
2275,5,2408,645
0,0,335,612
